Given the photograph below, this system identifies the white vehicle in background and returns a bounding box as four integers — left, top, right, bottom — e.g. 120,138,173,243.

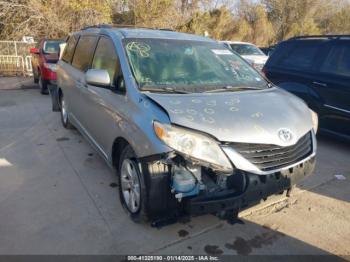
220,41,268,71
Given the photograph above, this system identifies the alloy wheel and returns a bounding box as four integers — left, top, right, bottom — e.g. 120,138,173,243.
120,159,141,213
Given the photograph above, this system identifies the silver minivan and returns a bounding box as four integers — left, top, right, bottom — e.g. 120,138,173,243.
54,25,318,224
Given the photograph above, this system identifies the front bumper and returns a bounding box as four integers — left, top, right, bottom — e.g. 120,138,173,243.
185,156,316,216
222,131,317,175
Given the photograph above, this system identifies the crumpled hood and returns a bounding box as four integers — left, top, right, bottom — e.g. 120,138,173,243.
145,88,313,146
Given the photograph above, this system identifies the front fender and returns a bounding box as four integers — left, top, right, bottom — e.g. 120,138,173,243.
107,94,172,160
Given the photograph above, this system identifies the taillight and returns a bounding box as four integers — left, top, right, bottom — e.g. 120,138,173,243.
43,63,57,72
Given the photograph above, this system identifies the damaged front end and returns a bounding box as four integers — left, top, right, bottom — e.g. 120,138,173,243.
139,123,316,226
139,148,315,227
185,157,316,216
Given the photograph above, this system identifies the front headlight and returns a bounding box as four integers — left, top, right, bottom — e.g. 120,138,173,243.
153,121,233,173
310,110,318,133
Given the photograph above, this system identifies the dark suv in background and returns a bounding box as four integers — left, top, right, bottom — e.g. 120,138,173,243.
263,35,350,140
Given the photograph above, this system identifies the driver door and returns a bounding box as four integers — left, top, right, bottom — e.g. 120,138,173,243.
80,36,127,158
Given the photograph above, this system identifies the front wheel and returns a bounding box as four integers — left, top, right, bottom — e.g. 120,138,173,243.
118,146,147,223
117,145,175,223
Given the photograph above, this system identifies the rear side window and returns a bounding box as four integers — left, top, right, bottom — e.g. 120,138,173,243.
320,43,350,77
91,37,120,84
71,36,97,72
277,43,319,71
62,35,78,63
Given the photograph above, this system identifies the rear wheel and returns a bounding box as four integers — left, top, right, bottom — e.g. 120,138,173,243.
39,75,49,95
60,92,74,129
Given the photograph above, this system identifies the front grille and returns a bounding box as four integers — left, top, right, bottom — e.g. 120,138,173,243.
229,132,313,171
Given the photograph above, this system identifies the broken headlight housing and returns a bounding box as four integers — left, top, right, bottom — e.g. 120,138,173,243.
153,121,233,174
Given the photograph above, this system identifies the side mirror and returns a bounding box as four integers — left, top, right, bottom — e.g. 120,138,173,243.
85,69,111,87
30,47,39,54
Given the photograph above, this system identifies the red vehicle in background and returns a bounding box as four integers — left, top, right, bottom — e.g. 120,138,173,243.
30,39,64,94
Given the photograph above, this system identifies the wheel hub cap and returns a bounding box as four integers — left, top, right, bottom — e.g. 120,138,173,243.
121,159,141,213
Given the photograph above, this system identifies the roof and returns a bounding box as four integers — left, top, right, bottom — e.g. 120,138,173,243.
219,40,256,45
81,25,214,42
290,35,350,40
113,28,214,42
40,39,64,42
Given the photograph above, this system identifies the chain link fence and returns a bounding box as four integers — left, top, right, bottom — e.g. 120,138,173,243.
0,41,36,76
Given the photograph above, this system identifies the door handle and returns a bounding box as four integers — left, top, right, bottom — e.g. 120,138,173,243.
312,81,327,87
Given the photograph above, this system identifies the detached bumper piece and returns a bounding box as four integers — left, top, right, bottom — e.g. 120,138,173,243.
186,157,316,216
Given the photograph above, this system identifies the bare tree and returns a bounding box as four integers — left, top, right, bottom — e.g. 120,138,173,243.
1,0,349,44
0,0,112,40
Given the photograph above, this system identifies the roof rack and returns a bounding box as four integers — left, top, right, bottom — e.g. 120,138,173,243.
158,28,174,31
290,35,350,40
81,24,175,31
81,24,113,30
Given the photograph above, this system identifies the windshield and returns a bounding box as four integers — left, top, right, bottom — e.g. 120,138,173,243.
43,40,62,54
230,44,265,56
123,38,267,92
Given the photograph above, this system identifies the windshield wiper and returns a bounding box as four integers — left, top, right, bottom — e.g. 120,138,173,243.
204,86,263,93
140,86,190,94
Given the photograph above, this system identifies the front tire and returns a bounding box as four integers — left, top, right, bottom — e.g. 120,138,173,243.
118,145,148,223
60,92,74,129
118,145,175,223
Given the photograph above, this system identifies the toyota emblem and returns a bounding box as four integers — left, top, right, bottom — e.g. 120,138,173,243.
278,128,293,143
